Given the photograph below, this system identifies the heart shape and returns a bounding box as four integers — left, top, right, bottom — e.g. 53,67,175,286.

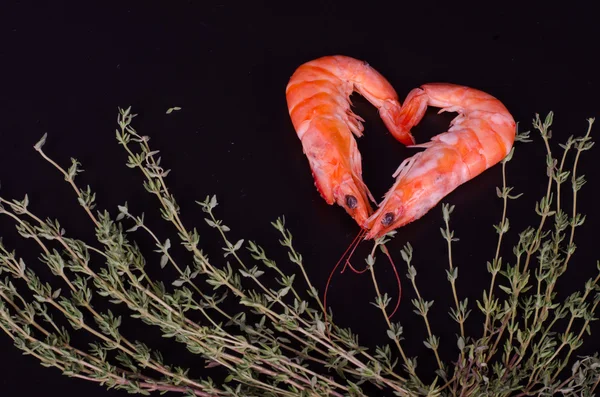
286,55,517,240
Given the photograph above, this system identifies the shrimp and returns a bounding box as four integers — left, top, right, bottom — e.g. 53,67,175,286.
285,55,414,227
364,83,516,240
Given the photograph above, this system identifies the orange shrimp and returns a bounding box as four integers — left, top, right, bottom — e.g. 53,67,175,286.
364,83,516,240
285,55,414,227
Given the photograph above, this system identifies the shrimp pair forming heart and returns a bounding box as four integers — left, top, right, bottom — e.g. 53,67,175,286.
286,55,516,240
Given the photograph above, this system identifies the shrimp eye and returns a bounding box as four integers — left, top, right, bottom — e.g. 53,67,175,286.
345,195,358,209
381,212,394,226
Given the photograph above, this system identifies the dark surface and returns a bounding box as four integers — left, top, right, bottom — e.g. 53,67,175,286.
1,1,599,396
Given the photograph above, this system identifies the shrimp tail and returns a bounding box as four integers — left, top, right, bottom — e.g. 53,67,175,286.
379,99,417,146
394,87,429,133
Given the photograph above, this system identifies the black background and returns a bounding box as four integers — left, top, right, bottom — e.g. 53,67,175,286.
1,1,599,396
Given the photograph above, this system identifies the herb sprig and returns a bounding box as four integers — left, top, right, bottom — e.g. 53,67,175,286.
0,109,597,396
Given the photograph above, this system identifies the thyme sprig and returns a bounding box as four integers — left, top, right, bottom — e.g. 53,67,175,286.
0,109,598,397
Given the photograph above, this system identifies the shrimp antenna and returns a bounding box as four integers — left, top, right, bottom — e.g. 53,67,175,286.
340,229,369,274
380,244,402,318
322,227,367,338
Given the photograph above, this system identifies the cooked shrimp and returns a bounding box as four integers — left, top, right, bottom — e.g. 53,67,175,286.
285,55,413,227
364,83,516,240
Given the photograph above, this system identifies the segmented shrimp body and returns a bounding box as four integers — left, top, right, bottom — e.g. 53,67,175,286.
364,83,516,240
286,55,411,226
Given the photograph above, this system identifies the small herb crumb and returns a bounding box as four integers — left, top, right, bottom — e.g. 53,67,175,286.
166,107,182,114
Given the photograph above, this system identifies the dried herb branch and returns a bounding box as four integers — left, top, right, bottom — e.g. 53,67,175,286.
1,108,598,397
